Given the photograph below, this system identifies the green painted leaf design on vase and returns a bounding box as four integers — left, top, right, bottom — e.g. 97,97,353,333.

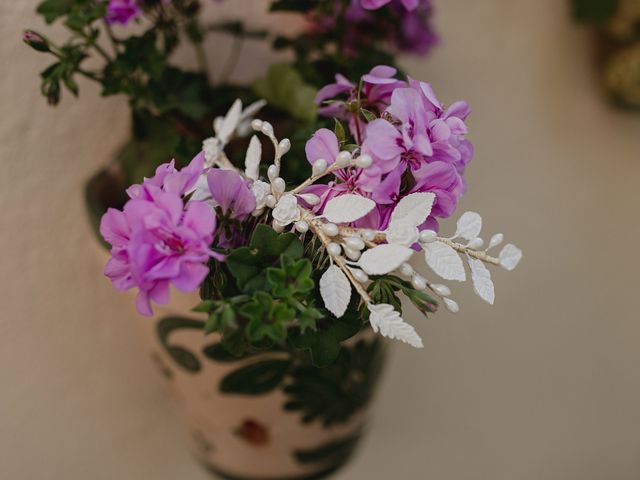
283,339,385,427
157,316,205,373
220,359,292,395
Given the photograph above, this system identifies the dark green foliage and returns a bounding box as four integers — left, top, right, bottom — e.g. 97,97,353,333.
572,0,618,23
253,64,318,123
227,225,304,294
37,0,75,24
290,306,362,367
241,292,295,343
267,256,314,298
368,275,438,316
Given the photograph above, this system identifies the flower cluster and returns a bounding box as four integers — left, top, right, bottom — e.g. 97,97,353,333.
313,66,472,232
105,0,141,25
311,0,438,57
100,153,218,316
101,71,522,360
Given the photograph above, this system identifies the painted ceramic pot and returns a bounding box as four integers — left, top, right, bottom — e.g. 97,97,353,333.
136,302,386,480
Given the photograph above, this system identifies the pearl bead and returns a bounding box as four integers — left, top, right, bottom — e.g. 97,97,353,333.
343,247,361,261
431,284,451,297
267,165,278,182
419,230,437,243
355,154,373,168
488,233,504,249
327,242,342,257
322,223,339,237
399,263,413,277
344,237,365,251
279,138,291,154
261,122,273,136
294,220,309,233
352,269,369,283
336,151,352,167
265,195,276,208
411,275,427,290
299,193,320,206
467,237,484,250
444,298,459,313
312,159,328,175
272,177,286,194
272,221,284,233
363,230,376,241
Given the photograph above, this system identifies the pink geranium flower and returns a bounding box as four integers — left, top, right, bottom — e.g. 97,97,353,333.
100,154,217,316
101,189,217,316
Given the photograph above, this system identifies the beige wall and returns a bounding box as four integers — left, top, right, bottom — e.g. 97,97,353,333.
2,1,640,479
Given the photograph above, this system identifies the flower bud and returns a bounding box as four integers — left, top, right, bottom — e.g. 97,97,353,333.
23,30,50,53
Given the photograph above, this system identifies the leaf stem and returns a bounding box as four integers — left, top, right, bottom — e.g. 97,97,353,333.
436,237,500,265
301,208,372,305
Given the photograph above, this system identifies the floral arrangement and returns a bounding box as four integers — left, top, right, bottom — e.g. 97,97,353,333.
100,66,522,364
23,0,440,232
572,0,640,108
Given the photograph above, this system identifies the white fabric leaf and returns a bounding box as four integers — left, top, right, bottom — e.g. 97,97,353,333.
319,265,351,318
244,135,262,180
323,194,376,224
499,244,523,271
358,244,414,275
241,99,267,120
368,304,423,348
467,255,495,304
217,99,243,143
454,212,482,241
389,192,435,229
425,242,466,281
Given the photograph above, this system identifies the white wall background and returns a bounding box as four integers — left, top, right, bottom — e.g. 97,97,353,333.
2,1,640,479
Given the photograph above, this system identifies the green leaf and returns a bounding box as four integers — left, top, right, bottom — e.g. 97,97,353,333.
193,300,214,313
360,108,377,122
227,225,304,293
572,0,618,22
267,256,314,298
241,292,295,343
204,304,237,334
253,64,318,123
333,118,346,145
220,359,292,395
290,308,362,367
367,276,403,313
36,0,74,24
297,304,323,334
